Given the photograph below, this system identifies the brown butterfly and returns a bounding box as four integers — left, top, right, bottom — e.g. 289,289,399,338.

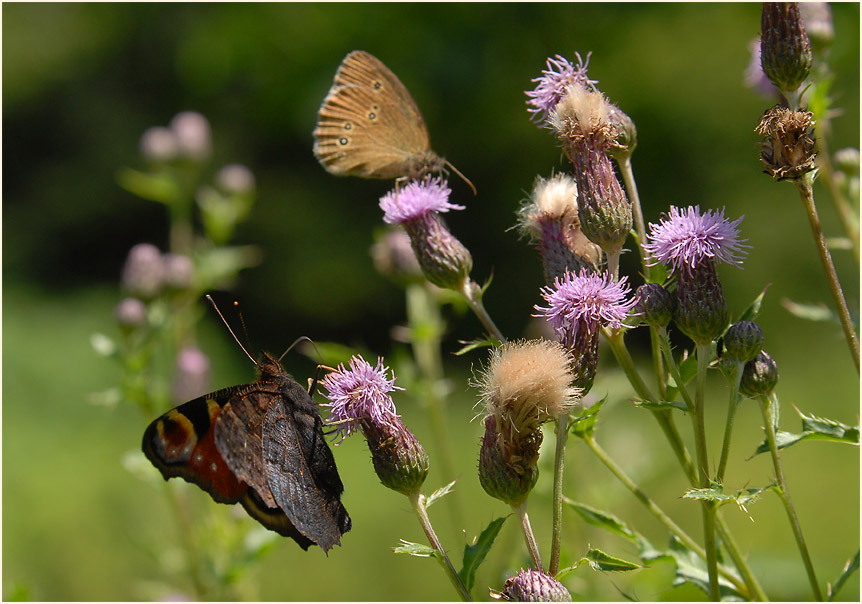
142,351,351,552
313,50,475,193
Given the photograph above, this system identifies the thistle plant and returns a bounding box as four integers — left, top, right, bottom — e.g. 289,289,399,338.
102,7,857,602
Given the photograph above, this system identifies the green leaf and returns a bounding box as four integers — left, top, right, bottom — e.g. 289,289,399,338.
631,399,687,413
736,285,769,323
584,548,642,572
646,262,668,285
393,540,438,558
90,332,117,357
454,337,500,356
425,480,457,508
570,396,606,438
459,517,506,591
565,500,638,541
665,536,743,599
682,485,770,511
116,167,181,204
677,352,698,385
750,407,860,457
828,550,860,601
781,298,838,323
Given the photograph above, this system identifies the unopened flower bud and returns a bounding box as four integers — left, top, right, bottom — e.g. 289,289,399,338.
761,3,813,94
740,350,779,397
215,164,256,195
799,2,834,53
756,105,817,182
723,320,764,363
121,243,165,299
170,111,212,161
139,126,179,162
633,283,674,328
607,103,637,158
574,148,632,256
114,297,147,329
492,568,572,602
834,148,860,177
163,254,194,290
171,346,211,403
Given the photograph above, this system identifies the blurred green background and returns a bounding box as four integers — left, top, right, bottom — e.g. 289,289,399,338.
3,3,859,601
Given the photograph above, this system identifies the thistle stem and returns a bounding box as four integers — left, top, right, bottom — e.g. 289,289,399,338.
549,412,570,576
694,343,720,601
617,155,650,279
794,176,860,372
716,362,744,484
579,435,750,597
606,248,622,281
758,394,823,601
461,279,506,344
514,501,544,572
409,491,472,601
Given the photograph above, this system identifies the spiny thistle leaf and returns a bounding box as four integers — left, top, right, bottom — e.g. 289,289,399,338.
425,480,457,508
459,517,506,591
828,550,860,601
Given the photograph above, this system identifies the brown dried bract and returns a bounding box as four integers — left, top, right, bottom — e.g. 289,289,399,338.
755,104,817,181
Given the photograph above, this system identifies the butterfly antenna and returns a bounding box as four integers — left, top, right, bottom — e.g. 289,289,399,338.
205,294,258,367
445,159,477,196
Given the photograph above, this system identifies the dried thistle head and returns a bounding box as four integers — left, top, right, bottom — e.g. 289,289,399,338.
549,84,620,152
755,104,817,181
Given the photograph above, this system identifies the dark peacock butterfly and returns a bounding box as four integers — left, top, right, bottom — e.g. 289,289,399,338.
141,307,350,552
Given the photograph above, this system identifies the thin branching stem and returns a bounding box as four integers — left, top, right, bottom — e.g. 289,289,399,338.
461,279,506,344
794,176,860,372
758,394,823,601
694,343,720,601
514,501,544,572
549,412,570,576
409,491,472,601
716,362,744,484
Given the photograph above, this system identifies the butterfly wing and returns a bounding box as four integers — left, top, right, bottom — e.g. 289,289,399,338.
313,50,437,179
262,383,351,553
142,386,248,504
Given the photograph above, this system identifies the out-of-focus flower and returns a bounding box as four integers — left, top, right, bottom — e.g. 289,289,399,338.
114,297,148,329
371,228,423,282
122,243,165,299
171,346,211,403
215,164,256,195
799,2,834,52
170,111,212,161
139,126,179,162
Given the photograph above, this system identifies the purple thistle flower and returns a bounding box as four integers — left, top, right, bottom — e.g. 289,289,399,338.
535,269,635,353
643,205,748,272
320,355,402,441
379,177,463,225
526,53,598,125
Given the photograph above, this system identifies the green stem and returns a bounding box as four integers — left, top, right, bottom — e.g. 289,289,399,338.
694,343,720,601
607,248,622,281
579,435,750,597
514,501,544,572
758,394,823,601
603,327,696,482
406,283,464,536
794,176,860,372
549,413,570,576
650,327,668,400
409,491,472,601
715,362,744,484
617,155,650,280
461,279,506,344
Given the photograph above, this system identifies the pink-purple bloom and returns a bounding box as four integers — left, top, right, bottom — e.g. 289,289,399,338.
644,206,748,272
526,53,598,125
379,178,463,225
320,355,402,441
535,269,636,346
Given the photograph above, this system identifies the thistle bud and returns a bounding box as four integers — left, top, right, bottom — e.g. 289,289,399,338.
834,148,860,177
633,283,675,328
755,105,817,181
674,261,730,346
478,416,541,507
574,147,632,256
169,111,212,162
607,103,637,158
799,2,834,54
121,243,165,299
114,297,147,329
215,164,256,195
492,568,572,602
363,417,429,496
371,228,424,283
760,3,813,94
139,126,179,162
171,346,211,403
723,320,764,363
163,253,194,290
740,350,779,397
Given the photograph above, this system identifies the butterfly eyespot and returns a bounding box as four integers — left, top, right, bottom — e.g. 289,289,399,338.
343,122,352,130
368,112,376,120
339,137,349,146
337,152,345,159
373,81,382,90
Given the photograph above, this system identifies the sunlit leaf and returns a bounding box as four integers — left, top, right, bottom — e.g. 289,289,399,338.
682,485,770,510
751,407,860,457
393,540,438,558
460,517,506,591
454,337,500,356
736,285,769,323
781,298,837,323
584,548,642,572
828,550,860,601
665,536,743,599
116,167,181,204
632,399,687,412
425,480,457,508
570,396,606,438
